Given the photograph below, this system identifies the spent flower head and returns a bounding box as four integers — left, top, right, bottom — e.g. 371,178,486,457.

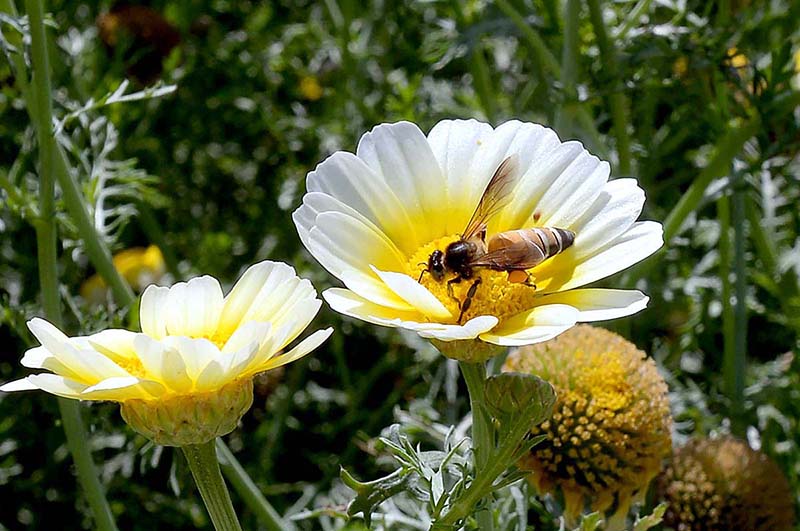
657,437,795,531
1,261,332,446
503,325,672,529
293,120,662,360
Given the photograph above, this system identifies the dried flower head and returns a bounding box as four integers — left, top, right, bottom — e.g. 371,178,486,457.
504,324,672,528
657,437,795,531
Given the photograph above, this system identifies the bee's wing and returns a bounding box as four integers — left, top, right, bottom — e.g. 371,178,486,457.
468,231,547,270
462,155,521,242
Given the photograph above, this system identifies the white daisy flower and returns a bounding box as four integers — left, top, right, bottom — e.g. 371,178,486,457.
0,261,332,445
293,120,661,360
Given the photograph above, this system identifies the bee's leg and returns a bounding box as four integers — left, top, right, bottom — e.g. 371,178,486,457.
507,269,536,288
447,276,462,305
458,278,482,323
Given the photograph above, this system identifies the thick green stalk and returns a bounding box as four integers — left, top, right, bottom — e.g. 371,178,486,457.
2,0,135,308
8,3,272,529
663,119,757,242
586,0,632,175
624,117,758,286
24,1,118,530
215,440,293,531
457,362,494,530
730,174,747,433
436,377,534,527
183,441,243,531
471,43,498,121
554,0,581,136
449,1,497,121
718,195,737,414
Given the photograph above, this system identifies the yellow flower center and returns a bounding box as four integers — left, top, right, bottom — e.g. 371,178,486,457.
575,354,632,411
407,234,538,324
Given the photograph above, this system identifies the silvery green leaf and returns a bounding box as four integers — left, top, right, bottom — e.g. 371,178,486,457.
633,503,667,531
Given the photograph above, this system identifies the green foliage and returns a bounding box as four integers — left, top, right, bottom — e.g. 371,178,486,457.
1,0,799,529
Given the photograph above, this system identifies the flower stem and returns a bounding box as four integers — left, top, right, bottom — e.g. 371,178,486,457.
438,365,537,527
586,0,632,175
22,1,118,530
730,171,747,434
457,361,494,530
215,439,294,531
183,441,243,531
494,0,606,155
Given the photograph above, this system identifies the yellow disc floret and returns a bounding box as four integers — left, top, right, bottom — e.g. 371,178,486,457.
408,235,538,324
504,325,672,530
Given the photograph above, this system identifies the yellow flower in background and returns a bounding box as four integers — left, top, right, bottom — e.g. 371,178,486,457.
294,120,662,360
1,261,332,446
726,46,749,70
299,76,324,101
504,325,672,530
80,244,167,303
657,437,795,531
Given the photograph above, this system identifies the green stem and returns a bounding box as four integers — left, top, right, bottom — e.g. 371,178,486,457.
215,440,292,531
449,0,497,121
437,372,534,527
615,0,654,40
554,0,580,136
494,0,605,154
494,0,560,75
663,119,757,242
471,42,498,121
457,362,494,530
23,1,119,530
586,0,632,175
718,195,737,411
623,117,759,286
183,441,243,531
730,173,747,433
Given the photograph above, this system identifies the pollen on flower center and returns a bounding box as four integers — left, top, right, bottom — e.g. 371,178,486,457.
407,234,538,324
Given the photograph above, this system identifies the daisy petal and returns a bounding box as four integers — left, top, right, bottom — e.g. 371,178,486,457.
165,276,224,338
534,289,649,321
323,288,426,327
25,374,88,399
570,179,645,256
536,221,663,292
305,152,420,251
257,327,333,373
480,304,580,346
370,266,452,320
81,376,165,401
221,321,272,355
134,335,193,392
411,316,499,342
427,119,493,234
87,329,139,364
140,285,170,339
356,121,446,244
27,319,130,383
0,378,39,392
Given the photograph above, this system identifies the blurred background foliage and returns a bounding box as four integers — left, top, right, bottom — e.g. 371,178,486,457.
0,0,799,529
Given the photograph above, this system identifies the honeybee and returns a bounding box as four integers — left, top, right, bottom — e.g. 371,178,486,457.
420,155,575,322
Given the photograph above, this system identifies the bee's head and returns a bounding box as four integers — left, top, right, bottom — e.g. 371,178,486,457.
428,250,445,281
